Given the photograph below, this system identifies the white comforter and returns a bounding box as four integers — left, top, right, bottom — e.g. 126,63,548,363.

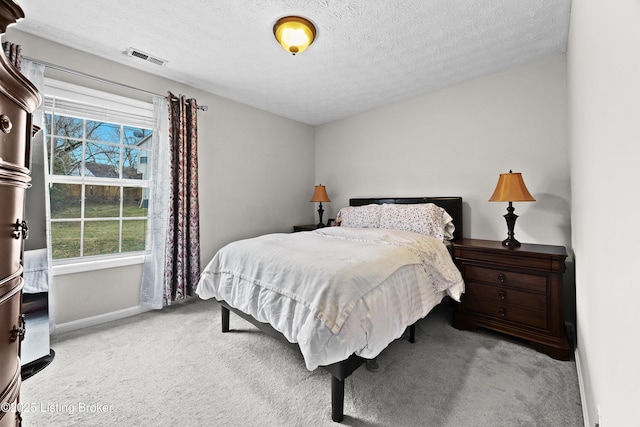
196,227,464,370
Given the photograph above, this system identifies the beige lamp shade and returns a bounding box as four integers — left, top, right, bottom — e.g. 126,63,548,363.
310,185,331,202
489,171,536,202
273,16,316,55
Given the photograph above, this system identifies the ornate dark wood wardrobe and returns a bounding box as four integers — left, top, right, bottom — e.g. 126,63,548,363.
0,1,42,425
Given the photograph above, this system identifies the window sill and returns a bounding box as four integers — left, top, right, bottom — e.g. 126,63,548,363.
53,254,145,276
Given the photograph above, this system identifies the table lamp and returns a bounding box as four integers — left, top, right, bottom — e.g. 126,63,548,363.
489,170,535,247
310,185,331,227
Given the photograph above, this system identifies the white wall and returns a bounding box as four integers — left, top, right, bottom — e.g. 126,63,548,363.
567,1,640,425
53,264,143,324
7,29,316,325
316,55,570,249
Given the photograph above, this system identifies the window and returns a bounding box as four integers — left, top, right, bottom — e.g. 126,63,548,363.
44,80,154,262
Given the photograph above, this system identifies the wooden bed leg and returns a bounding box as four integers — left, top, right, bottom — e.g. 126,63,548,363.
409,324,416,343
331,376,345,423
221,305,230,333
365,358,379,372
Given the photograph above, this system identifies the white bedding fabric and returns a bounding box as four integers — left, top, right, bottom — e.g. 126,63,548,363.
23,248,50,293
196,227,464,370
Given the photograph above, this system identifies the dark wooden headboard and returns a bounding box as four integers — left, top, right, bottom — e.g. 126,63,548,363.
349,197,463,241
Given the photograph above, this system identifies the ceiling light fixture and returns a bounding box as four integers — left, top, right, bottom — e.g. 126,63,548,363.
273,16,316,55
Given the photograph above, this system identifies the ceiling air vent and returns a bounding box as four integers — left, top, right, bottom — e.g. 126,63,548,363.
126,48,168,67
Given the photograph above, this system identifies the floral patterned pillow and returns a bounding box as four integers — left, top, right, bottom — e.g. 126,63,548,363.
336,204,381,228
379,203,455,241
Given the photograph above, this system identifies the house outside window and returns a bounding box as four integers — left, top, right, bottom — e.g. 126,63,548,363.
43,80,154,262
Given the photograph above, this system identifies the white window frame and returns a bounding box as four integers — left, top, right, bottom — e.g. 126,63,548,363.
43,79,154,273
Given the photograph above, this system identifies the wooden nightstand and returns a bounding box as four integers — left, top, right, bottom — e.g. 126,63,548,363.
293,224,321,232
452,238,571,360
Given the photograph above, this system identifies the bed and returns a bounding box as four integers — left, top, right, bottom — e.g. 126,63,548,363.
196,197,464,422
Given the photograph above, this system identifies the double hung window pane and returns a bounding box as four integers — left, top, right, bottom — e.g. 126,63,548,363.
50,184,81,218
51,222,81,259
122,220,146,252
45,110,152,260
84,220,120,256
85,143,120,178
123,187,147,216
86,120,120,143
50,114,83,138
123,126,150,145
49,138,82,176
85,186,120,218
123,147,147,180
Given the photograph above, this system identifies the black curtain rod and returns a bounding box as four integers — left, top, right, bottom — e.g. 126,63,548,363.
23,56,208,111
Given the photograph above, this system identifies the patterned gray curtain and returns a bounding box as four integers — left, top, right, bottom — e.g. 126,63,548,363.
164,92,200,304
2,42,22,70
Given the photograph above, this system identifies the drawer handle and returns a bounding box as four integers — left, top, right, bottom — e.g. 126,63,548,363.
498,273,507,283
10,315,26,342
0,114,12,134
498,291,506,300
12,219,28,240
498,307,506,317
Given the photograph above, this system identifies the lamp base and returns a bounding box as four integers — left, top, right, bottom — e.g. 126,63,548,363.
502,202,521,248
316,202,325,228
501,237,521,247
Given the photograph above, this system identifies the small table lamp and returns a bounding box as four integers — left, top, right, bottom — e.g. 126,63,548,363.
310,185,331,227
489,170,536,247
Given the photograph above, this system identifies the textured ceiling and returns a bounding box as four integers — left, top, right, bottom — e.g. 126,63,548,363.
14,0,571,125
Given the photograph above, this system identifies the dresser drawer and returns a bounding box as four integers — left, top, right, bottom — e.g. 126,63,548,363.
464,264,547,294
0,91,31,173
465,281,547,312
0,275,23,390
464,292,548,330
0,173,29,280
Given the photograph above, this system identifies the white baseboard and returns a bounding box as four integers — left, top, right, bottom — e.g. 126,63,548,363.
575,347,590,427
52,305,151,335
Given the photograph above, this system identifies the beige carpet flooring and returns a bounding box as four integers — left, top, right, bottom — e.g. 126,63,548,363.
20,298,583,426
